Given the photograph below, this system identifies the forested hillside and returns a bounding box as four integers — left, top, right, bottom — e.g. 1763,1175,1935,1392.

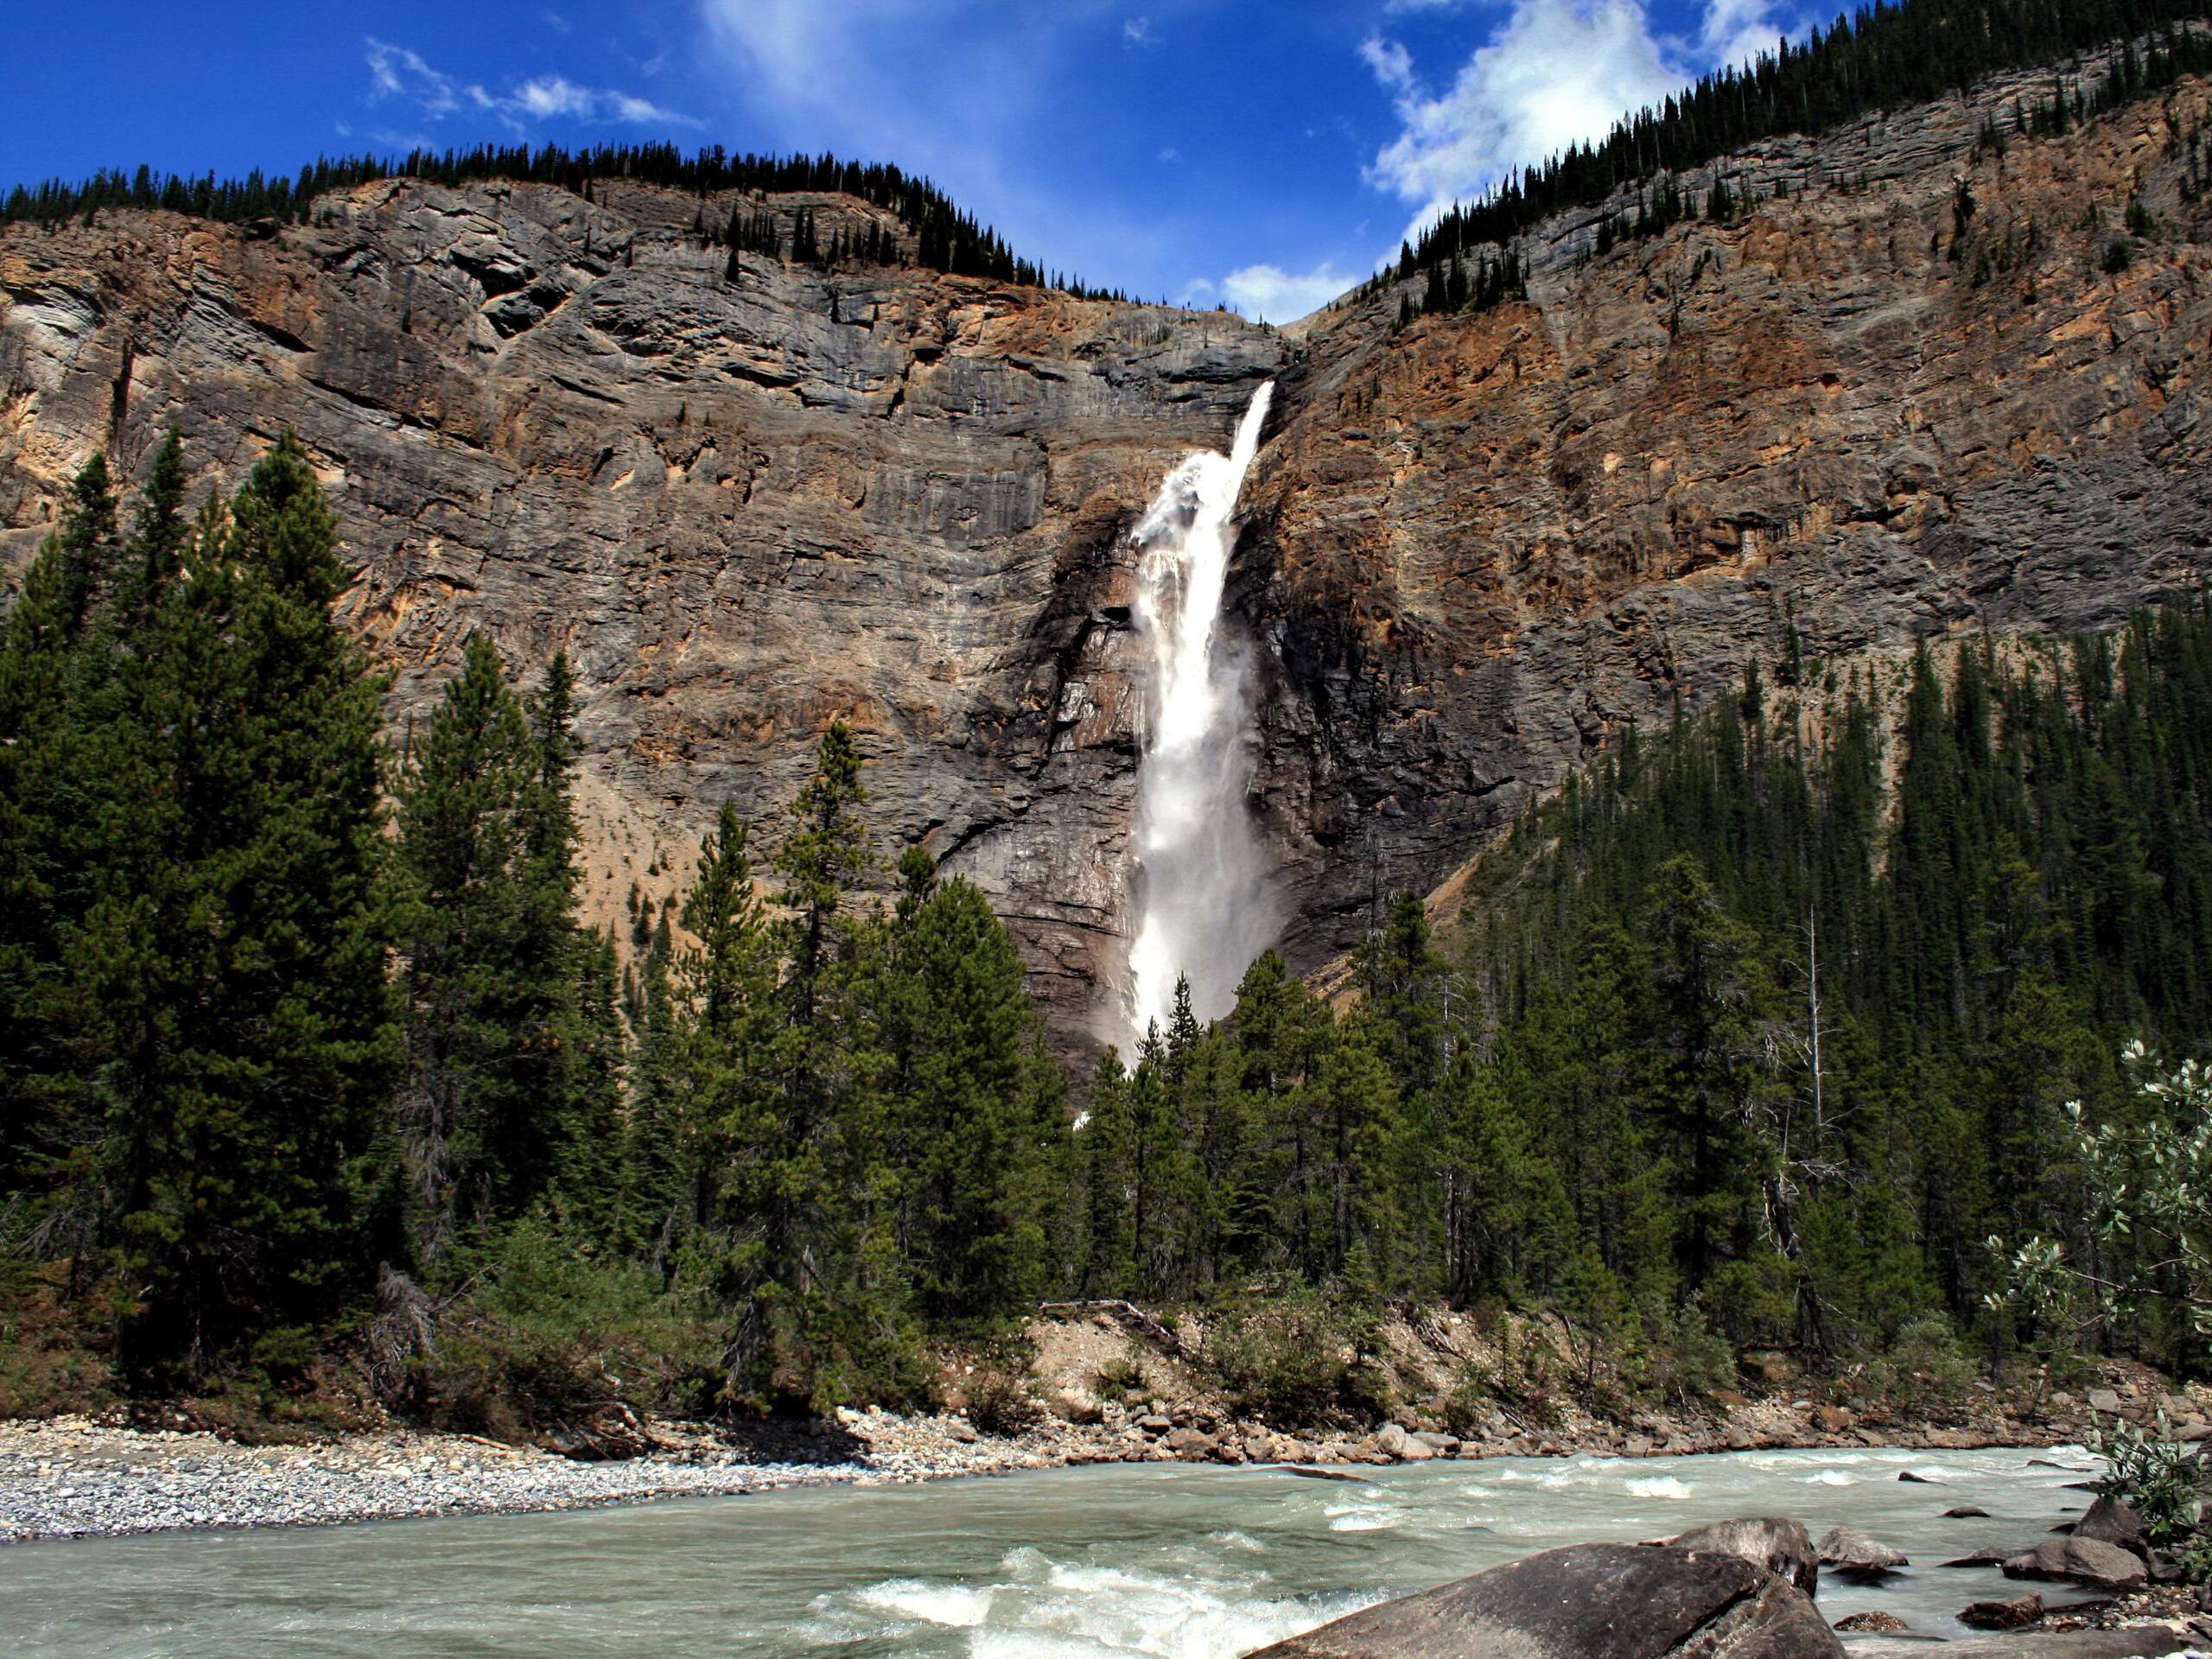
1369,0,2212,319
4,441,2208,1430
0,142,1116,296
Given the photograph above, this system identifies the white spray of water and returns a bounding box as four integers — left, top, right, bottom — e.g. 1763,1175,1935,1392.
1122,382,1278,1046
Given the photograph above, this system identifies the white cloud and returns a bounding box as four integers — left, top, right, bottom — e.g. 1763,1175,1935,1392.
1362,0,1808,238
1221,260,1356,321
1364,0,1682,234
1698,0,1789,71
365,39,460,118
1358,35,1415,93
363,38,694,131
1157,146,1182,163
1123,16,1157,47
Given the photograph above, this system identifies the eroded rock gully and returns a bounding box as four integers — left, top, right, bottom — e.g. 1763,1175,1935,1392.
4,58,2209,1046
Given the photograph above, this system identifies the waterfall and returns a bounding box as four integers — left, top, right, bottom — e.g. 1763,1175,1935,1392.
1122,382,1277,1046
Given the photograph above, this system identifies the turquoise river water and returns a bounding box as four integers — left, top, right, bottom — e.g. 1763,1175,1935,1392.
0,1444,2120,1657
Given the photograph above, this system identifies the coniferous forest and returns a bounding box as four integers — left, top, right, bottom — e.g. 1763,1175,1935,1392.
4,442,2212,1431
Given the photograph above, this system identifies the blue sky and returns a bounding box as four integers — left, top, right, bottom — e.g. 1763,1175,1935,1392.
3,0,1798,318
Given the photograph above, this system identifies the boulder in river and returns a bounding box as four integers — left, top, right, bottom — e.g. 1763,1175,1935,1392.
1958,1591,2043,1630
1666,1516,1820,1596
1834,1611,1908,1631
1942,1505,1991,1518
2070,1495,2148,1558
1815,1526,1908,1579
2001,1535,2147,1588
1244,1541,1845,1658
1938,1544,2012,1567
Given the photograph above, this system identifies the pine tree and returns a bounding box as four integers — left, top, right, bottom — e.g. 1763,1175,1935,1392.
392,637,566,1258
78,436,397,1378
878,846,1056,1325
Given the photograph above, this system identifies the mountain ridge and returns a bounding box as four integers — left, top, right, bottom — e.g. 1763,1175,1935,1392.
3,42,2209,1046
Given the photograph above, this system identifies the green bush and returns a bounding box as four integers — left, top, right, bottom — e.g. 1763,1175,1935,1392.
1093,1342,1149,1403
1633,1299,1737,1404
1438,1363,1499,1436
1202,1287,1384,1425
959,1336,1043,1435
402,1221,721,1439
2090,1408,2207,1545
1862,1313,1975,1416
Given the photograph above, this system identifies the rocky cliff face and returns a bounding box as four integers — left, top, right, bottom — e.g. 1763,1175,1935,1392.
4,56,2209,1047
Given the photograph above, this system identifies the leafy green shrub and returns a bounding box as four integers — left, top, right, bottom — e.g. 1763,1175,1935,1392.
1203,1286,1382,1425
404,1221,721,1439
959,1337,1043,1435
1438,1363,1498,1436
1862,1313,1976,1416
2090,1408,2208,1545
1634,1299,1737,1404
1093,1342,1149,1403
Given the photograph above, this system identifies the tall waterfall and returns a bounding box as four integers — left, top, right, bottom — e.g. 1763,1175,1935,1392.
1122,382,1277,1046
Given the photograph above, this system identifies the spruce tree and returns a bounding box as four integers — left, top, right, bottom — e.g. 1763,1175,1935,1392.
391,637,569,1258
79,436,397,1377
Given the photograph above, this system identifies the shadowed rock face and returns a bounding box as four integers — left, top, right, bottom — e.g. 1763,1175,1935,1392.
4,55,2210,1048
1242,1541,1844,1658
0,177,1282,1043
1243,54,2212,973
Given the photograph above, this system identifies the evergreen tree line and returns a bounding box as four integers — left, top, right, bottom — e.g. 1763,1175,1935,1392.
0,440,1068,1411
1363,3,2211,321
9,434,2212,1415
1059,607,2212,1393
0,142,1118,299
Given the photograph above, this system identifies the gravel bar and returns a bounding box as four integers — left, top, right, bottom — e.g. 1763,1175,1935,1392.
0,1411,1059,1544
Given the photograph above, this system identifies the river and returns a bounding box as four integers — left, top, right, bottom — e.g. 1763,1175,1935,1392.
0,1444,2112,1656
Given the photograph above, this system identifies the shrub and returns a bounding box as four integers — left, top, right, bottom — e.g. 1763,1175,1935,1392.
1202,1286,1383,1425
1093,1342,1149,1403
959,1337,1043,1436
1634,1299,1737,1405
399,1221,721,1440
1438,1363,1499,1436
2091,1408,2208,1545
1862,1313,1976,1416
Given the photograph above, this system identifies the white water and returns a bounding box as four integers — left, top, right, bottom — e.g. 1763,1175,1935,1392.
0,1446,2135,1656
1123,383,1278,1045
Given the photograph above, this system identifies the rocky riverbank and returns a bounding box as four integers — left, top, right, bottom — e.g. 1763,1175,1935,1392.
0,1376,2172,1545
6,1313,2202,1545
0,1409,1066,1542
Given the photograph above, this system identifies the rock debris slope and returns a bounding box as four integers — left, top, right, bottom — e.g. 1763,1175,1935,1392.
3,56,2209,1041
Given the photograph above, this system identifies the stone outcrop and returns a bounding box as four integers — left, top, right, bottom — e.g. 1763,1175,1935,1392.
1666,1516,1820,1597
2003,1535,2151,1588
1814,1526,1908,1579
2073,1493,2151,1557
1243,1541,1844,1659
4,51,2209,1046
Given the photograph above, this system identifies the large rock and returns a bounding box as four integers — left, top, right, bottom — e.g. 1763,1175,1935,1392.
1244,1541,1845,1658
2070,1494,2148,1558
1667,1516,1820,1597
1814,1527,1907,1580
1959,1592,2044,1630
2001,1535,2149,1589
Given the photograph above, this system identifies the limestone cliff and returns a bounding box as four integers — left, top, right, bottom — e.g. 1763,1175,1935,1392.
3,54,2208,1045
